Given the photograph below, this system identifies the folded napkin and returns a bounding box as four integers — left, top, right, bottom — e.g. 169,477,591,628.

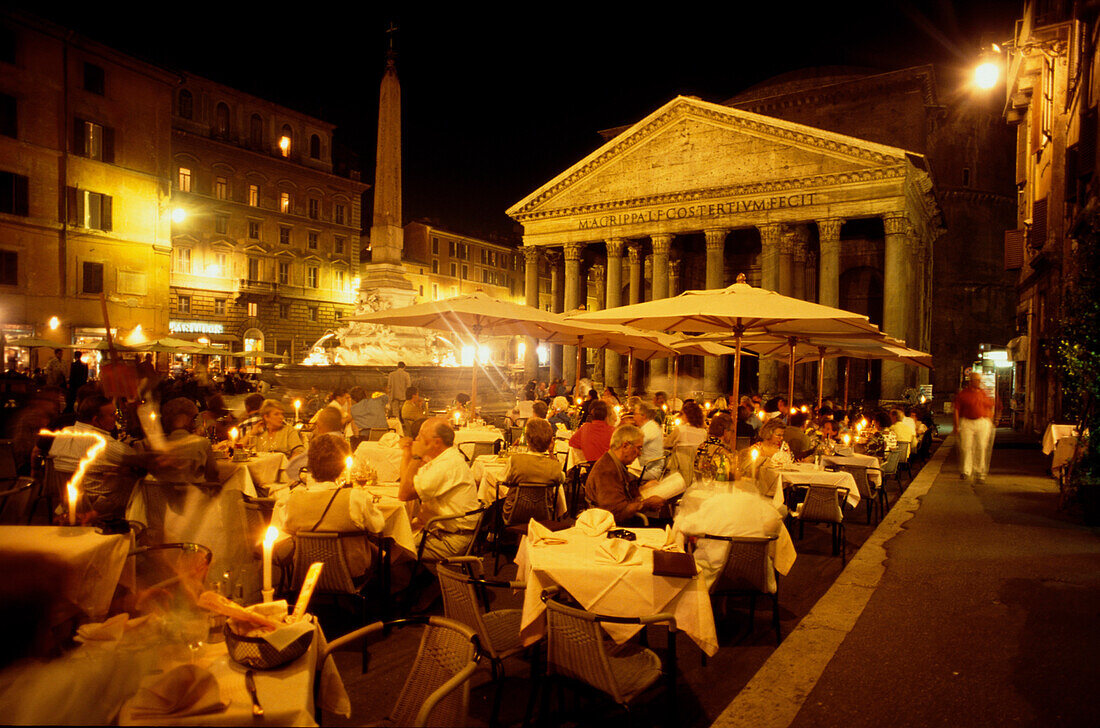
595,538,641,566
528,519,567,546
575,508,615,536
125,664,229,719
378,432,401,448
75,613,130,644
834,447,854,457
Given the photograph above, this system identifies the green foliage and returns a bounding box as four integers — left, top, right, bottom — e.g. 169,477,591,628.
1056,211,1100,502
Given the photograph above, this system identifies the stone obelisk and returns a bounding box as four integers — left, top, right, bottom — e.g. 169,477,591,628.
359,28,415,304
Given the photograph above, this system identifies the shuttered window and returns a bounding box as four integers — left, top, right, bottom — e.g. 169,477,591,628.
66,186,112,231
1030,197,1048,251
1004,229,1025,270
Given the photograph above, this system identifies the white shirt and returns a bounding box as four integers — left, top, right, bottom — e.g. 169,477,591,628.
271,476,385,533
387,368,412,401
638,419,664,480
674,490,788,590
413,446,479,531
50,421,133,473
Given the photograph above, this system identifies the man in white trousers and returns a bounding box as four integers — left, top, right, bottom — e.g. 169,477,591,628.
953,371,995,482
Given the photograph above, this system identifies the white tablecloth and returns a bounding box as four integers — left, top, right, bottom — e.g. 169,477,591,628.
0,525,132,623
454,427,504,447
515,526,718,656
363,484,419,556
354,442,405,483
757,463,861,509
128,456,280,603
1042,423,1079,455
823,453,883,487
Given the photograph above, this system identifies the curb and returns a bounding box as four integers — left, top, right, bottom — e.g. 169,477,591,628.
710,437,955,728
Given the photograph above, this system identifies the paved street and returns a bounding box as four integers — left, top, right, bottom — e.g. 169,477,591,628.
718,428,1100,728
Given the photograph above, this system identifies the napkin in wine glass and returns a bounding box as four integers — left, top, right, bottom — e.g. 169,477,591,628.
125,664,229,719
575,508,615,536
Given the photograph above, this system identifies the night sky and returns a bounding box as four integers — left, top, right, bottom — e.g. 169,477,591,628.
17,2,1020,238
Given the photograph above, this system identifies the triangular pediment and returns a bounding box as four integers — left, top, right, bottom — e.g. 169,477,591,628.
507,95,917,219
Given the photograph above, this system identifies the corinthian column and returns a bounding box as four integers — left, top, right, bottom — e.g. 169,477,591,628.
547,249,563,380
649,234,672,386
563,242,585,386
590,264,606,383
523,246,541,380
605,238,624,388
882,213,912,400
703,228,728,398
817,219,843,399
757,223,782,396
669,258,682,297
627,244,643,391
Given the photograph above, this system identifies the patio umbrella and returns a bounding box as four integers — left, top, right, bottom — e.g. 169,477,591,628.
571,274,884,414
7,337,72,349
748,336,928,411
227,351,289,360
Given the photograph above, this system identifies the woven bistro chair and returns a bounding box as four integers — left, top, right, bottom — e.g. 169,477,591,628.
688,534,782,644
492,482,562,574
437,557,529,727
792,485,850,563
539,588,677,723
828,464,886,524
564,460,594,517
317,616,481,728
897,441,913,480
880,447,907,494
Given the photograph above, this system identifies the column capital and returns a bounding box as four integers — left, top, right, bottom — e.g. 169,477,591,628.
522,246,542,264
704,228,728,251
588,263,605,280
627,244,643,265
563,241,585,263
757,223,782,247
669,258,681,276
605,237,625,258
817,218,844,242
544,249,562,266
882,212,911,237
650,234,673,256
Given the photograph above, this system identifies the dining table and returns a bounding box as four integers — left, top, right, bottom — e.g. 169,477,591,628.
823,452,883,487
127,452,288,603
514,525,719,656
353,441,405,483
0,525,133,624
756,461,862,509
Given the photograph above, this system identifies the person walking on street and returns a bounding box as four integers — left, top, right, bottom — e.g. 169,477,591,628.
387,361,412,421
45,348,67,390
954,371,995,482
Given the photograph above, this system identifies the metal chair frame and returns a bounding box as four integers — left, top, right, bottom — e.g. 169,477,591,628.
317,616,481,728
687,533,782,644
793,485,850,564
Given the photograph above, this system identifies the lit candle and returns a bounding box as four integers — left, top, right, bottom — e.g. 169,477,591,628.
614,405,621,414
67,481,79,526
262,526,278,601
575,397,582,406
229,427,239,446
801,405,809,413
344,455,354,485
750,447,759,478
843,433,852,447
704,401,712,410
294,399,302,423
662,404,668,412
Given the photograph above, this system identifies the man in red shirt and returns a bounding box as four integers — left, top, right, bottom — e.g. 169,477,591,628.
954,371,995,482
569,400,613,463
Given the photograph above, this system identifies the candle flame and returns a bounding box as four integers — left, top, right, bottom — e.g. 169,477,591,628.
345,455,354,472
229,427,239,441
264,526,279,546
38,429,106,524
750,448,759,461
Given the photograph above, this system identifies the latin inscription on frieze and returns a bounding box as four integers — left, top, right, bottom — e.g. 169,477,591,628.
577,193,817,230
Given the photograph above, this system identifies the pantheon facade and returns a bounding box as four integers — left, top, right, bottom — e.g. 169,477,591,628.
508,94,942,401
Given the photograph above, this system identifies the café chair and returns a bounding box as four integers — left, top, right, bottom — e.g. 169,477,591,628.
565,461,594,517
405,507,490,609
687,533,781,644
317,616,481,728
291,531,378,628
491,482,563,574
367,427,393,442
896,441,913,480
792,485,850,564
880,447,907,493
437,557,529,728
241,492,276,537
458,441,498,463
0,476,35,524
539,588,677,724
829,464,886,524
129,542,214,597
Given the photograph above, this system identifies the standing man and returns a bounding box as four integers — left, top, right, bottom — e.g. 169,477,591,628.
387,361,412,422
954,371,995,483
45,348,67,390
66,352,89,413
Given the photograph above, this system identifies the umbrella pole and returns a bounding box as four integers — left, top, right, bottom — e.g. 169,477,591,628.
627,348,635,394
817,347,825,411
787,338,797,419
672,355,679,406
843,358,850,412
574,346,583,396
470,329,480,415
732,331,743,482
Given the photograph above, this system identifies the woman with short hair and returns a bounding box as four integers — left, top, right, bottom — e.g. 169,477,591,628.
500,417,564,524
248,399,304,457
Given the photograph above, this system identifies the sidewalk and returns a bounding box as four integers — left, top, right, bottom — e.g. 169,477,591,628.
715,429,1100,727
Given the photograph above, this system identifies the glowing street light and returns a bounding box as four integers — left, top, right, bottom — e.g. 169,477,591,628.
48,316,60,330
279,136,291,156
975,61,999,89
171,207,187,223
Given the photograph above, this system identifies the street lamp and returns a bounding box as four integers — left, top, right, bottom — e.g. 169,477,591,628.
171,207,187,224
48,316,60,330
975,60,1000,89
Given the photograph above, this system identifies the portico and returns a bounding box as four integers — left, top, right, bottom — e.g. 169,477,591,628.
508,96,942,401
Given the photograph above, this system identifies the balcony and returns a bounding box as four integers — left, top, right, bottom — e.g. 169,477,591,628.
235,279,279,302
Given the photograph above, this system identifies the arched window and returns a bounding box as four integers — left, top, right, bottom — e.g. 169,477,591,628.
279,124,293,157
250,114,264,149
178,89,193,120
215,102,230,135
310,134,321,160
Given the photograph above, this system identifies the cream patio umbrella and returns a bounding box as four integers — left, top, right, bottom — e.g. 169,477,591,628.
571,274,885,414
748,335,931,410
343,291,666,411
